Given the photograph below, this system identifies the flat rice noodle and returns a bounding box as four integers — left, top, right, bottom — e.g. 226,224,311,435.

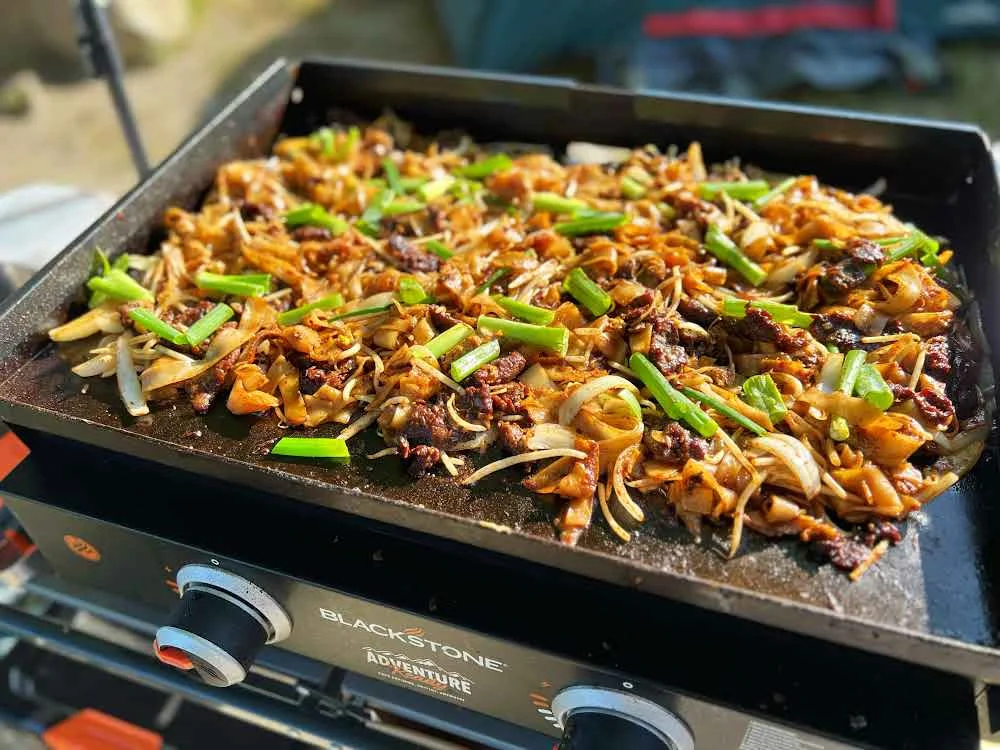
668,459,736,516
572,407,643,471
227,378,280,414
140,327,252,393
267,355,307,425
240,295,278,331
895,311,953,337
49,305,123,342
832,463,904,517
242,244,304,288
873,263,922,314
524,438,600,505
855,412,932,467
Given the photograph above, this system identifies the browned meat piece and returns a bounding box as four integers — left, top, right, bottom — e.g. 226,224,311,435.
388,234,440,272
162,300,215,329
914,388,954,427
429,304,461,330
400,401,454,448
426,206,448,232
924,335,951,379
946,326,982,419
863,521,902,547
405,444,441,478
811,537,871,571
888,382,915,402
819,261,868,298
643,422,708,465
676,297,718,327
497,421,527,454
619,289,654,326
299,361,353,395
292,226,332,242
185,347,241,414
727,307,809,353
648,315,688,375
458,383,493,420
472,351,527,386
491,381,528,414
843,237,885,265
810,311,863,350
238,201,274,221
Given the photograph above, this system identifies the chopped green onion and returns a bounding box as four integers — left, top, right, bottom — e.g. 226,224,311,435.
425,323,473,359
424,239,454,259
830,416,851,442
399,176,428,192
681,387,767,437
382,199,425,217
704,224,767,286
617,388,643,420
494,296,555,325
477,316,569,356
657,202,677,220
554,212,627,237
382,158,402,193
88,291,110,308
417,177,455,202
752,177,796,210
562,267,612,317
112,253,130,272
87,270,153,302
699,180,771,202
532,192,588,215
450,339,501,381
827,344,840,353
454,153,512,179
886,230,940,263
271,437,349,461
814,236,905,251
312,127,335,156
474,268,510,296
398,277,433,305
283,203,348,235
334,126,360,162
331,303,394,321
620,176,647,200
94,249,111,276
854,364,894,410
356,188,393,236
837,349,867,395
722,297,812,328
277,293,345,326
128,308,187,346
628,353,718,438
194,272,270,297
741,373,788,424
185,303,235,346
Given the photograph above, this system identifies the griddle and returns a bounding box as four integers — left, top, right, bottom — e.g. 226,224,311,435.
0,58,998,682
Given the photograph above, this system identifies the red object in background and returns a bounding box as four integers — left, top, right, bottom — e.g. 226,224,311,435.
42,709,162,750
643,0,896,38
0,430,29,482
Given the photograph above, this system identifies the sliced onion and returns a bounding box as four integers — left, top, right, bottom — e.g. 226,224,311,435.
853,303,888,336
874,264,922,314
598,484,631,543
520,363,554,390
750,434,821,499
933,424,990,455
337,409,379,441
526,423,577,450
612,444,644,522
565,142,631,165
559,375,638,426
140,327,252,393
461,448,587,485
49,306,123,342
818,352,843,393
446,393,487,432
116,336,149,417
72,353,114,377
767,248,816,286
412,357,463,393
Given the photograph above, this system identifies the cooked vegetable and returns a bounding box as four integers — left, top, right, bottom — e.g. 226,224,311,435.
554,212,627,237
271,436,349,460
620,176,647,200
699,180,770,201
532,192,588,214
562,267,612,316
128,309,187,346
681,387,767,436
284,203,348,235
704,224,767,285
277,293,345,326
477,316,569,355
628,353,718,438
474,268,510,296
425,323,473,359
312,127,335,156
722,297,812,328
837,349,867,395
381,158,402,193
186,303,236,346
752,177,796,209
854,364,894,410
194,272,270,297
454,153,512,179
741,374,787,423
398,277,433,305
450,339,500,381
417,177,455,202
424,239,454,259
87,270,153,302
494,296,556,325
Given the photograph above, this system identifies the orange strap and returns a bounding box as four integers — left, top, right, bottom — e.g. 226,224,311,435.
42,709,162,750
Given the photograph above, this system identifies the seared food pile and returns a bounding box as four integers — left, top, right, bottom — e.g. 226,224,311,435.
50,119,989,578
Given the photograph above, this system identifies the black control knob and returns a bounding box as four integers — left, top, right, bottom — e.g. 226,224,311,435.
552,686,694,750
154,564,291,687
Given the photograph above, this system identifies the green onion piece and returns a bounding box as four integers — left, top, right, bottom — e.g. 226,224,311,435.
112,253,131,272
477,316,569,356
277,293,345,326
705,224,767,286
185,303,235,346
752,177,796,210
426,323,473,359
474,268,510,296
721,297,812,328
128,308,187,346
417,177,455,202
830,416,851,442
886,230,940,263
382,158,402,193
620,176,647,200
86,270,153,302
94,249,111,276
331,303,394,321
741,374,788,424
681,387,767,437
837,349,868,395
382,199,425,217
399,176,428,192
814,236,905,251
356,188,393,236
424,239,454,259
398,277,433,305
532,192,588,215
312,127,335,156
699,180,771,202
194,272,270,297
617,388,643,420
454,153,513,179
554,212,627,237
335,126,360,162
283,203,348,235
628,353,718,438
450,339,501,381
271,437,349,460
827,343,840,353
562,267,612,317
854,364,894,410
657,202,677,220
494,296,555,325
88,291,110,308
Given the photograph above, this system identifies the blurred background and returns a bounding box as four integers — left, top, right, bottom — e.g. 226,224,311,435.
1,0,1000,197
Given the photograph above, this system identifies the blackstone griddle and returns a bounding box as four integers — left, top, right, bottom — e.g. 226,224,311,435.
0,58,997,749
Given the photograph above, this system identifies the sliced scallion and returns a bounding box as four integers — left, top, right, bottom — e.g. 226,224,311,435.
854,364,894,410
562,267,612,316
532,192,588,215
382,199,425,217
399,176,429,192
185,303,235,346
312,127,335,156
477,316,569,356
128,308,187,346
454,153,512,179
331,303,394,321
283,203,348,235
494,296,555,325
382,158,402,193
335,126,360,162
450,339,500,381
425,323,473,359
704,224,767,286
277,293,345,326
271,437,349,461
699,180,771,202
554,212,626,237
751,177,796,210
722,297,812,328
474,268,510,296
194,272,270,297
741,373,787,424
86,270,153,302
837,349,867,395
424,239,454,259
417,177,455,202
398,277,433,305
620,176,647,200
681,387,766,437
628,353,718,438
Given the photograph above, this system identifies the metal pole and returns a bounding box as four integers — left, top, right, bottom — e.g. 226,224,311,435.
75,0,151,178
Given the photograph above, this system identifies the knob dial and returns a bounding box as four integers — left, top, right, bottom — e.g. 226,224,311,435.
552,686,694,750
155,564,291,687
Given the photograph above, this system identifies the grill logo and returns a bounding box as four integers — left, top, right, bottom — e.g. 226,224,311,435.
63,535,101,562
364,647,475,697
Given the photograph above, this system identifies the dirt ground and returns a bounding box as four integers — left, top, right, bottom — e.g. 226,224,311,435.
0,0,998,196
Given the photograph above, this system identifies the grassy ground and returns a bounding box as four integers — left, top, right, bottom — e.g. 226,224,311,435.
0,0,996,195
